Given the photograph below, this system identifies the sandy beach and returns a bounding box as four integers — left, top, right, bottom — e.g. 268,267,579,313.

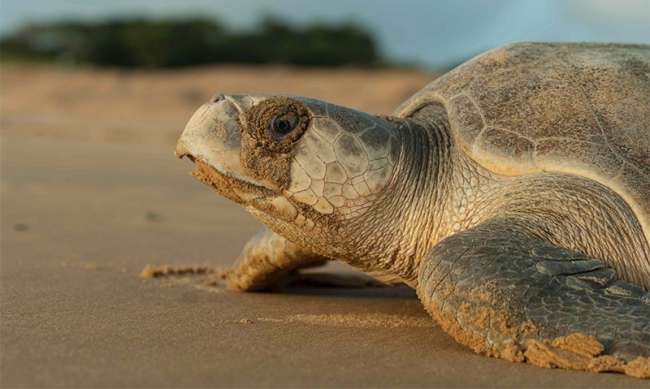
1,64,647,387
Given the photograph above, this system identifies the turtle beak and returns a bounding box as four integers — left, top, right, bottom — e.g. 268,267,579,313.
175,94,274,191
175,95,245,174
175,141,193,161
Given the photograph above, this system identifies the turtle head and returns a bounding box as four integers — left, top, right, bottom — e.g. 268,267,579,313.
176,94,402,251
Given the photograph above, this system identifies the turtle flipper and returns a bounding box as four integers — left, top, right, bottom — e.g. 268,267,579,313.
225,227,328,291
417,218,650,378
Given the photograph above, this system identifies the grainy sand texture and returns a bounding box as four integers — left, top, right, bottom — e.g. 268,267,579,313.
1,64,646,387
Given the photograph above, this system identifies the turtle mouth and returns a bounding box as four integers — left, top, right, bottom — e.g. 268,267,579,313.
178,153,277,203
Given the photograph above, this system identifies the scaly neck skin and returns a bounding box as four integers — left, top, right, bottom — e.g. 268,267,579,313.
281,104,498,286
334,105,463,285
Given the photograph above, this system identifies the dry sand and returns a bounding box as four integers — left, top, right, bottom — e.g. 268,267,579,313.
1,64,647,387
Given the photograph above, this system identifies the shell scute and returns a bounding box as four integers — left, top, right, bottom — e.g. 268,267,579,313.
396,42,650,223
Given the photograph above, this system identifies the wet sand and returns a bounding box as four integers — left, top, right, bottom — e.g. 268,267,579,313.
1,65,647,387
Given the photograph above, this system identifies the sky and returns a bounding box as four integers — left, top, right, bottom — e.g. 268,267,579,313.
1,0,649,68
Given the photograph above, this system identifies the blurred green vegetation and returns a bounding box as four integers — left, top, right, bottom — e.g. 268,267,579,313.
0,17,382,68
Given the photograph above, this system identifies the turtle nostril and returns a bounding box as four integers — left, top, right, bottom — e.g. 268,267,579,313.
210,93,225,103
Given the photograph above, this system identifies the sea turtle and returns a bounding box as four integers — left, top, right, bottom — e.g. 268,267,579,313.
175,43,650,378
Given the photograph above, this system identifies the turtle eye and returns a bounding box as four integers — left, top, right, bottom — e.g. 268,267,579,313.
246,97,310,152
270,110,299,138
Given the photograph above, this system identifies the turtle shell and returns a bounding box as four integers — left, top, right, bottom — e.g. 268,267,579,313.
396,42,650,233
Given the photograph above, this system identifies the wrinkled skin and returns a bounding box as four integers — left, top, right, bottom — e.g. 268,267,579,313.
175,45,650,378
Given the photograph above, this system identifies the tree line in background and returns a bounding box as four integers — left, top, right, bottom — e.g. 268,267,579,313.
0,17,382,68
